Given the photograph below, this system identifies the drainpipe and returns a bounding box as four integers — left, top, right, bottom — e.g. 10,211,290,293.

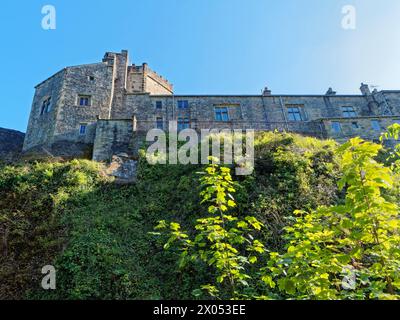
261,94,268,130
172,93,175,120
279,96,289,131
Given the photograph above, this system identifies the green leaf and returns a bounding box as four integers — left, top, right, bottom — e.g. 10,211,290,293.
249,256,257,264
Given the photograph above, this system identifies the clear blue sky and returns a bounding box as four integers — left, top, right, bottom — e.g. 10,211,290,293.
1,0,400,132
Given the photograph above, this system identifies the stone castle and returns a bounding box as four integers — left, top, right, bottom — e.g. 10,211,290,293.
23,50,400,161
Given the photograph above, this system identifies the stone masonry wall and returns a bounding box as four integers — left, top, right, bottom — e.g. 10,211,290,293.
143,64,173,95
23,69,66,151
53,62,114,145
109,51,129,119
23,50,400,161
92,119,134,161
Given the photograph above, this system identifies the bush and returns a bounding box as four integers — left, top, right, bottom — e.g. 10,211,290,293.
0,132,347,299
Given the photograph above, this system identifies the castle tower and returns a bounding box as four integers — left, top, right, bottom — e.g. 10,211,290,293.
103,50,130,119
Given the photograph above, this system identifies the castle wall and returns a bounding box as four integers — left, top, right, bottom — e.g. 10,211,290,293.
322,115,400,143
92,119,134,161
109,51,129,119
52,62,114,146
121,93,400,143
143,65,173,95
23,69,66,152
126,64,173,95
127,65,145,93
23,50,400,161
380,91,400,115
124,94,364,137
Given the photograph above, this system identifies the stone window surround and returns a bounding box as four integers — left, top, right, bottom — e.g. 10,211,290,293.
342,106,357,118
79,123,88,135
77,94,92,107
351,121,359,129
371,120,381,131
155,101,163,110
156,117,163,129
286,105,304,122
40,96,52,115
177,117,190,130
214,106,230,122
177,100,189,109
331,121,342,133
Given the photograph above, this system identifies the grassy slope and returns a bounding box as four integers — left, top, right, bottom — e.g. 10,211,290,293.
0,132,342,299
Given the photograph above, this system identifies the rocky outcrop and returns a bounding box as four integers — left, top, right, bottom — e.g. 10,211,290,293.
0,128,25,163
105,153,137,184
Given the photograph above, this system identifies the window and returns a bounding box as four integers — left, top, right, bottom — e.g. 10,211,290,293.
351,122,359,129
79,124,87,135
177,100,189,109
287,107,303,121
342,106,357,118
331,122,341,133
371,120,381,131
215,107,229,122
178,117,190,131
40,97,51,115
156,117,163,130
78,95,91,106
156,101,163,110
88,76,95,81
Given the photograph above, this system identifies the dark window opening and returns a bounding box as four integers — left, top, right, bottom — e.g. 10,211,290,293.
79,124,87,135
177,100,189,109
40,97,51,115
351,122,359,129
371,120,381,131
342,106,357,118
79,95,91,106
156,101,163,109
331,122,342,133
287,107,303,121
178,117,190,131
215,107,229,122
156,117,163,129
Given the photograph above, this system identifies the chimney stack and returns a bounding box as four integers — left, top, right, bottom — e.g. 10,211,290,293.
360,83,371,96
325,87,336,96
262,87,272,96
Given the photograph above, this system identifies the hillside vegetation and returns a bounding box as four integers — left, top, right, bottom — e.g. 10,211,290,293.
0,127,25,163
0,131,398,300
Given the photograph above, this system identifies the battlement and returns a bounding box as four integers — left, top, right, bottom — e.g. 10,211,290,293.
128,62,173,94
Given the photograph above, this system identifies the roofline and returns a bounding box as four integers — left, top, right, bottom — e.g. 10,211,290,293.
145,94,366,98
34,68,66,88
34,62,107,88
65,62,105,69
319,115,400,121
